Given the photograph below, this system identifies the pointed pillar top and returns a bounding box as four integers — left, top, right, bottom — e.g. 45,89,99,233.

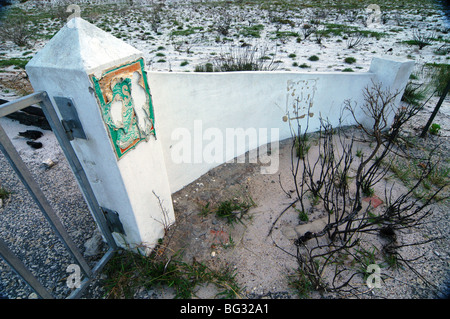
27,17,142,77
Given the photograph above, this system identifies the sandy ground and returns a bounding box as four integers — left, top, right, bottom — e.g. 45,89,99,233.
163,138,301,298
154,112,450,299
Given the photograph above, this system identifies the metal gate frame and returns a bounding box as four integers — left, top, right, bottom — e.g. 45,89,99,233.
0,91,118,299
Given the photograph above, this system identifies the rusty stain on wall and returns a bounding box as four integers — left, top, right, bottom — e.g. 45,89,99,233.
285,78,318,123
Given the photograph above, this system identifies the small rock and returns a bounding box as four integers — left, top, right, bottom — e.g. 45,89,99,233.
295,217,328,237
28,293,38,299
84,231,103,257
281,226,297,240
42,159,57,169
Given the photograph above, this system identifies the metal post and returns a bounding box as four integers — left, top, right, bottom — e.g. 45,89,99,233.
0,120,92,278
420,79,450,138
0,91,119,298
0,92,46,118
0,237,54,299
66,247,115,299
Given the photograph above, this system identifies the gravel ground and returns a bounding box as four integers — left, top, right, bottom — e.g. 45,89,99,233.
0,117,108,299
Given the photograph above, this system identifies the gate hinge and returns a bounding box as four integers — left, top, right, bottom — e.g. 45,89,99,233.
53,96,87,141
101,207,126,235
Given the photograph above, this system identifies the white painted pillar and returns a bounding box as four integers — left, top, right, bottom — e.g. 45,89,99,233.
26,17,175,253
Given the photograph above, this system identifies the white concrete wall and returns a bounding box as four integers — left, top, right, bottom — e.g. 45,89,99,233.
148,57,413,193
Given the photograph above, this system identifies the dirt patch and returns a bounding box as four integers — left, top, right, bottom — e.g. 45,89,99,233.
0,72,33,97
158,120,449,299
160,138,300,298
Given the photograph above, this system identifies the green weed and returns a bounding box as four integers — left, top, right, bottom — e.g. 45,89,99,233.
239,24,264,38
425,63,450,96
344,57,356,64
429,123,441,135
296,209,309,222
402,39,431,48
272,30,299,39
356,149,363,158
299,63,311,68
216,198,254,225
401,81,426,106
354,246,379,281
294,134,310,159
288,268,313,298
200,196,255,225
0,58,31,69
388,156,449,202
0,187,11,200
195,63,214,72
102,249,242,299
170,27,203,37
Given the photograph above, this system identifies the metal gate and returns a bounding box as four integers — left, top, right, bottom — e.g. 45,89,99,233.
0,91,118,299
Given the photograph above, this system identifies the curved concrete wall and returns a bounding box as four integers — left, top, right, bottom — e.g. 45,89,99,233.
148,57,414,193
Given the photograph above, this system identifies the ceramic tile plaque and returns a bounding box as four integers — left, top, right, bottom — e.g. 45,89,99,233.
90,58,155,159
